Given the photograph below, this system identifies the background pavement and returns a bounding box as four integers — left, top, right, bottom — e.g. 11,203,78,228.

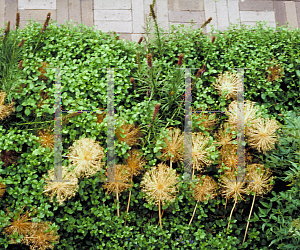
1,0,300,42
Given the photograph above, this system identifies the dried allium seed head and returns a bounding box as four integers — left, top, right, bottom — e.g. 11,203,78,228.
212,71,243,100
37,129,54,150
0,91,15,120
42,166,79,205
102,164,132,195
21,221,60,250
192,175,218,202
246,118,280,154
67,137,106,178
124,149,147,177
246,164,273,196
219,170,248,202
157,127,184,164
115,119,142,147
140,162,179,206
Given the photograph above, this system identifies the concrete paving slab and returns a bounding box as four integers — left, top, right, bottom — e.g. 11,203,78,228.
132,0,144,33
57,0,68,25
156,0,169,33
204,0,218,34
81,0,93,28
215,0,230,32
296,3,300,28
0,0,5,29
69,0,81,24
239,1,274,11
94,10,132,21
169,10,205,23
169,0,204,11
18,0,56,10
274,1,287,27
94,20,132,33
94,0,131,10
285,1,299,30
5,0,17,30
19,10,57,22
240,10,276,22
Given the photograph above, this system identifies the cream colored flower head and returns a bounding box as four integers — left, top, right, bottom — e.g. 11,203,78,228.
219,170,248,202
192,175,218,202
192,132,216,172
42,166,79,205
102,164,132,195
212,71,243,100
246,164,274,196
225,100,262,134
246,118,280,154
214,122,236,155
140,163,179,206
37,129,54,150
115,118,142,147
67,137,106,178
125,149,147,177
158,127,184,163
0,91,15,120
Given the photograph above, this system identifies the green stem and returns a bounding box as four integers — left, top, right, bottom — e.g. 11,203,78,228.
164,106,180,129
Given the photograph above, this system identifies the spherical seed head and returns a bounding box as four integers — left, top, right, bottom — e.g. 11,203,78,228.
219,170,248,202
212,71,243,100
246,118,280,154
246,164,274,196
37,129,54,150
102,164,133,195
140,162,179,206
115,119,142,147
21,221,59,250
193,112,218,132
214,122,236,154
125,149,147,177
225,100,262,134
192,175,218,202
0,91,15,120
191,132,216,171
42,166,79,205
67,137,106,178
158,127,184,164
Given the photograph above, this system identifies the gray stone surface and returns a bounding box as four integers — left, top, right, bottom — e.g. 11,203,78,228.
5,0,18,30
285,1,299,30
274,1,287,26
94,10,131,21
69,0,81,24
169,0,204,11
18,0,56,10
94,0,131,10
81,0,93,27
239,1,274,11
57,0,68,25
0,0,5,29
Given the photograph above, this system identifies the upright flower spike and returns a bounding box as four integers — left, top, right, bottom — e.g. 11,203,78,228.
212,71,243,100
178,53,184,66
136,52,141,70
188,175,218,226
102,164,132,217
211,36,216,43
18,60,23,69
138,37,143,44
201,17,212,28
218,170,248,233
0,181,6,199
246,118,280,154
147,53,153,68
42,12,51,33
21,221,60,250
18,38,25,47
67,137,106,178
157,127,184,169
130,77,135,90
16,12,20,29
243,164,273,243
150,4,156,20
152,103,160,122
140,163,179,229
42,166,79,205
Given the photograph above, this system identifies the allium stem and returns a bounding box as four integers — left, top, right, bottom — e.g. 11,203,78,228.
226,198,237,234
159,200,162,230
243,194,256,243
188,200,198,226
116,188,120,217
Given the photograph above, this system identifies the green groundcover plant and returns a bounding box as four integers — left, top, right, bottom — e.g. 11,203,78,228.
0,0,300,249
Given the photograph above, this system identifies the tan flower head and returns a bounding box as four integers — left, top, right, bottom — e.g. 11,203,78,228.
21,221,59,250
246,118,280,154
42,166,79,205
212,71,243,100
225,100,262,134
214,122,236,156
192,175,218,202
3,206,37,243
102,164,133,195
124,149,146,177
219,170,248,202
157,127,184,164
246,164,274,196
0,91,15,120
140,162,179,206
37,129,54,150
0,181,6,199
265,57,284,82
67,137,106,178
193,112,218,132
115,119,142,147
192,132,216,172
0,149,20,167
37,62,49,83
